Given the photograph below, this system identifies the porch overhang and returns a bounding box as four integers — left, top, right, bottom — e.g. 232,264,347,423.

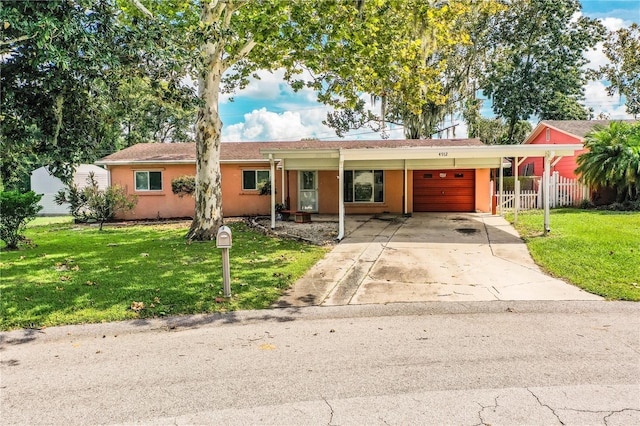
260,144,584,164
260,143,584,239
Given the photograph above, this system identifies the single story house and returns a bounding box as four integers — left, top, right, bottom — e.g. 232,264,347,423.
518,120,638,179
96,139,582,234
30,164,109,215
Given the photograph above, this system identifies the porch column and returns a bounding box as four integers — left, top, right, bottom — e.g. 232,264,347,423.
543,151,553,235
514,156,520,224
337,154,345,240
269,154,276,230
403,160,408,215
499,158,504,215
281,158,286,206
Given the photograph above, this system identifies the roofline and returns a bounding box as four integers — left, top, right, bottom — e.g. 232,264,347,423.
523,120,623,144
95,159,270,166
261,144,584,161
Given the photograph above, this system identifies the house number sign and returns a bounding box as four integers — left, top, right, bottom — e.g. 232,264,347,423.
438,152,448,157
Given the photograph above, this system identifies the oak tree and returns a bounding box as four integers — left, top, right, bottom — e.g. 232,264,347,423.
591,23,640,118
480,0,604,143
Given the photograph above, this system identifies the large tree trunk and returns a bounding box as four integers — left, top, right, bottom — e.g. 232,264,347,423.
186,41,224,241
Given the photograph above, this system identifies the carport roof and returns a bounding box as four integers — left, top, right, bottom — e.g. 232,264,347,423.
260,140,584,161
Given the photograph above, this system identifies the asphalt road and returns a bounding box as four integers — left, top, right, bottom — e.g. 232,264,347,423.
1,301,639,425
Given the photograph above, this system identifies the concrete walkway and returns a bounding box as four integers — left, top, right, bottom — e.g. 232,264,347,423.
277,213,602,307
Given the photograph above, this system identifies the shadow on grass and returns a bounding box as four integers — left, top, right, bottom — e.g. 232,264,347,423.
0,222,326,335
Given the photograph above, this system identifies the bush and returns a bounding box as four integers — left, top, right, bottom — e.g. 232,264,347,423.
604,201,640,211
171,175,196,198
577,199,595,209
0,191,43,249
54,182,88,220
500,176,539,191
55,173,137,230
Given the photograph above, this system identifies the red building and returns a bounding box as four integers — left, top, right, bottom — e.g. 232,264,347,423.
518,120,638,179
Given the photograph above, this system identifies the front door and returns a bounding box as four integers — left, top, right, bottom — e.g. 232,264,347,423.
298,171,318,212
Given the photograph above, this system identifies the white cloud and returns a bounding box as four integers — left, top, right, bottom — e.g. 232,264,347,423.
584,42,609,70
583,80,634,119
600,16,629,31
220,69,291,104
222,107,336,141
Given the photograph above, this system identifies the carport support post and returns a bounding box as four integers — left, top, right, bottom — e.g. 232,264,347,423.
269,154,276,230
514,156,520,224
337,155,345,240
281,159,286,206
499,158,504,215
543,151,552,235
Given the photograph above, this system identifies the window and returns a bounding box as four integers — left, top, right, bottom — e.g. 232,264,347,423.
344,170,384,203
135,171,162,191
242,170,270,191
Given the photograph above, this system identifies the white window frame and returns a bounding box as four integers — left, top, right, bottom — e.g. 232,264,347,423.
242,169,270,191
344,170,384,203
134,171,163,191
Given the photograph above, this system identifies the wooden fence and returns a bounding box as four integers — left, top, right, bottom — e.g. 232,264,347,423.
496,172,590,211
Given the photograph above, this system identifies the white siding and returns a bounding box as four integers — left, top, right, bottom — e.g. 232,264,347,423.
30,165,109,216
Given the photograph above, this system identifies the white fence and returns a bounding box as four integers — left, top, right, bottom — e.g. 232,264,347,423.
496,172,590,211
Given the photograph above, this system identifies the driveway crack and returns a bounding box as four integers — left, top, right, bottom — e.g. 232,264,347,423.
603,408,640,425
527,388,565,425
475,395,500,426
322,396,335,426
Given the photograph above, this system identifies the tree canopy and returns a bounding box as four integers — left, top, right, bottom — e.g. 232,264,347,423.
0,0,197,190
324,0,503,139
591,23,640,119
480,0,604,143
321,0,604,143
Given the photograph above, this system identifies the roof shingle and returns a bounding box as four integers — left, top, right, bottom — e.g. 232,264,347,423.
541,120,638,139
97,139,484,164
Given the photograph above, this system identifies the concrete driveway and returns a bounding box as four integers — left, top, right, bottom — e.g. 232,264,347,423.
277,213,602,307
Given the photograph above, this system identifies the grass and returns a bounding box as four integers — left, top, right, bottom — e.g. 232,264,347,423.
28,216,74,227
507,209,640,301
0,220,328,330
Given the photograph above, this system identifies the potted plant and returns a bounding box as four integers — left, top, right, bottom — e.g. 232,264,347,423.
275,202,289,220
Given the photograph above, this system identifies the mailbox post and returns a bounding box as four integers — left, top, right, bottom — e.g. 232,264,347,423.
216,226,232,298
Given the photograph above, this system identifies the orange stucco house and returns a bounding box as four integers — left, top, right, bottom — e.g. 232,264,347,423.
96,139,584,224
518,120,638,179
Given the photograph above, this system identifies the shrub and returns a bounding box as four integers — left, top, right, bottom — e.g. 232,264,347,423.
577,199,595,209
171,175,196,197
56,173,137,230
54,182,88,221
258,179,272,196
0,191,43,249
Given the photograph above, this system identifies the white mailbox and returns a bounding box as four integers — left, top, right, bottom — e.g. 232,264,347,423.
216,226,232,248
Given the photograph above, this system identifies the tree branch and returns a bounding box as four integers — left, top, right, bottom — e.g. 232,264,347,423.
131,0,153,19
0,34,34,51
223,39,256,70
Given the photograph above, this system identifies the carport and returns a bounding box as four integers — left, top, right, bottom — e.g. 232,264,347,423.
261,142,584,239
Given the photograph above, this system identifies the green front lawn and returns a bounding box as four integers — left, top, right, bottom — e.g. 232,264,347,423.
508,209,640,301
0,220,328,330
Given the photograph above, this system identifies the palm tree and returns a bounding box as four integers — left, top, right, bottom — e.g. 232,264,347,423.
576,121,640,202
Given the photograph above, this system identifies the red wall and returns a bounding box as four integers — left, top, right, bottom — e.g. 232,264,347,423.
108,164,492,219
518,127,585,179
108,163,281,219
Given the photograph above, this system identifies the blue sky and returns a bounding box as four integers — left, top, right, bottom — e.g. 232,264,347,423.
219,1,640,142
